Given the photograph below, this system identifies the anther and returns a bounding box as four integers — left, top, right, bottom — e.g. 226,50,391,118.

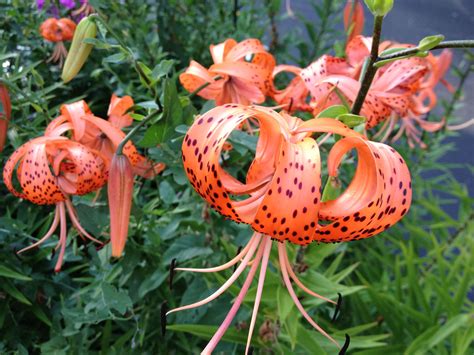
169,258,177,290
339,334,350,355
331,292,342,322
160,301,168,336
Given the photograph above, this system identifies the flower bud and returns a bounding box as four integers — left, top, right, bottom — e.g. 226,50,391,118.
108,153,134,257
61,16,97,83
0,85,12,152
364,0,393,16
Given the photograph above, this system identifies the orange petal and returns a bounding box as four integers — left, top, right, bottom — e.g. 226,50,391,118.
107,94,134,129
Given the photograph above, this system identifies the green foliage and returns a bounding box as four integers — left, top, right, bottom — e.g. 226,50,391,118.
0,0,472,354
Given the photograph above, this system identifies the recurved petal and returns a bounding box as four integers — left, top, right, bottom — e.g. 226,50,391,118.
315,138,411,242
180,60,225,100
60,100,92,141
108,94,134,129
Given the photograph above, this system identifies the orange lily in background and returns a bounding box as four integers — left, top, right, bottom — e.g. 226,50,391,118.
39,17,76,66
0,84,12,152
3,136,108,271
44,95,165,257
343,0,365,44
300,35,453,147
44,96,165,178
270,64,311,112
171,104,412,353
180,39,275,105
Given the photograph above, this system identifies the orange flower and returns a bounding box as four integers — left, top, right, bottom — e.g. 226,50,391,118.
39,18,77,66
108,153,134,258
343,0,365,43
180,39,275,105
3,136,108,271
45,96,165,178
40,18,76,42
300,36,452,146
171,104,412,353
0,84,12,152
44,96,165,257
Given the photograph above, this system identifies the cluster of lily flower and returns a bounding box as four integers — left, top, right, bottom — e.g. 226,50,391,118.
0,1,456,354
166,1,450,353
180,0,452,148
2,95,164,271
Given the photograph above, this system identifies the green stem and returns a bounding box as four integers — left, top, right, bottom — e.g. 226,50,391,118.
188,75,222,98
116,109,161,155
351,15,384,115
377,40,474,62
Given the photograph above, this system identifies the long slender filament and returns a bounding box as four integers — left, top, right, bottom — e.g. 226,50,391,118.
245,236,272,355
175,233,257,273
65,199,103,244
282,246,336,304
54,202,67,272
201,235,266,355
167,234,261,316
278,242,340,348
18,207,60,254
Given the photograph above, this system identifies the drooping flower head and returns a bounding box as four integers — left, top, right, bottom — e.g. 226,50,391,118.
44,96,165,257
0,84,12,152
180,39,275,105
39,17,77,66
170,104,412,353
3,135,108,271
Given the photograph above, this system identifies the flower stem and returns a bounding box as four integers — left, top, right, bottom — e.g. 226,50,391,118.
116,109,161,155
351,15,384,115
377,40,474,62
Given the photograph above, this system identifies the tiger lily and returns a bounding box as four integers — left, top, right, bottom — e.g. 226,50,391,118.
180,39,275,105
171,104,412,353
44,96,165,178
301,36,452,147
3,136,108,271
44,96,165,256
39,18,76,66
0,84,11,152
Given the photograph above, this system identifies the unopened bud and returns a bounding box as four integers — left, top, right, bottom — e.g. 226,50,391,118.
108,153,134,257
61,16,97,83
364,0,393,17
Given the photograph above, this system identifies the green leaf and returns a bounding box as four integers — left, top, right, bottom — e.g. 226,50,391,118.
149,78,183,144
277,285,294,321
101,283,132,315
159,180,175,204
0,265,32,281
337,113,366,127
322,176,342,202
317,105,348,119
418,35,444,51
167,324,261,347
103,52,128,64
1,279,31,305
